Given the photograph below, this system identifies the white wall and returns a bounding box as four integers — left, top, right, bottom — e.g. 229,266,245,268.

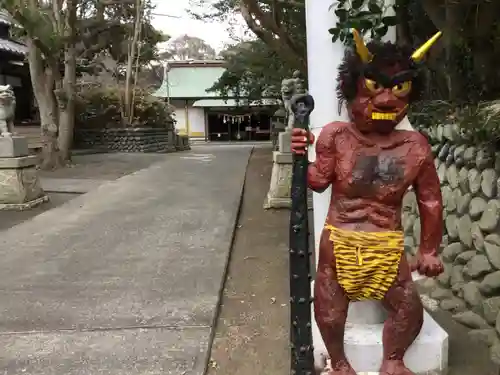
173,108,187,133
188,107,206,138
305,0,348,370
169,99,206,138
170,100,187,134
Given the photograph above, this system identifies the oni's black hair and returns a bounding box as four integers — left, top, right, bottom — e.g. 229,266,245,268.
336,41,426,109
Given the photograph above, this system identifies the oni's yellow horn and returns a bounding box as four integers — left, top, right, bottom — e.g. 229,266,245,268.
411,31,442,63
352,29,373,63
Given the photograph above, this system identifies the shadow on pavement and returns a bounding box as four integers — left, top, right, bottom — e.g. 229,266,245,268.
0,192,80,232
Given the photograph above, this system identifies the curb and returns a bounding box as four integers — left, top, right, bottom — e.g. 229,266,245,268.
200,146,255,375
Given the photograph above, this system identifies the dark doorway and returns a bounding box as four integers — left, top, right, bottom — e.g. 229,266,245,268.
207,112,271,142
207,113,230,141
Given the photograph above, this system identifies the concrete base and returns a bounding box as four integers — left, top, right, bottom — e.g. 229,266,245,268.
312,306,449,375
264,150,313,209
263,151,293,209
0,136,29,157
0,153,47,209
278,130,291,153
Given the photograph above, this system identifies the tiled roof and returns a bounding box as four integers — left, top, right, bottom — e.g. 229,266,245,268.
0,10,16,26
0,38,26,56
152,61,274,101
153,65,226,99
0,10,26,56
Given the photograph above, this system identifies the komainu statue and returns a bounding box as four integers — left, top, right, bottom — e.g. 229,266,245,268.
0,84,16,137
291,30,444,375
282,71,306,130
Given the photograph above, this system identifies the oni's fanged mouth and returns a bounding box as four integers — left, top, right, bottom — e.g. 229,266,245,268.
371,112,397,121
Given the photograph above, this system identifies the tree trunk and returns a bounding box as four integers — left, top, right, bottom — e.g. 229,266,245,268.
124,0,143,124
26,39,63,170
58,61,75,162
58,0,78,161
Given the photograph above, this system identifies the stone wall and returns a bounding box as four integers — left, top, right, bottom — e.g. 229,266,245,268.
404,124,500,361
74,127,190,153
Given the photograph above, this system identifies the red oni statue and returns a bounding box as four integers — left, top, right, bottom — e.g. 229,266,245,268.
291,30,444,375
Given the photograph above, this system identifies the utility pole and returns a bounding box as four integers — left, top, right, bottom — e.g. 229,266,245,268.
163,61,171,105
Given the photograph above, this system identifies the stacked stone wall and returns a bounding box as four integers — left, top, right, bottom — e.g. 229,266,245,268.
74,127,190,153
404,124,500,361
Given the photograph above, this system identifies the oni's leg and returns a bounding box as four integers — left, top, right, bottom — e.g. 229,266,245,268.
314,230,355,375
380,256,424,375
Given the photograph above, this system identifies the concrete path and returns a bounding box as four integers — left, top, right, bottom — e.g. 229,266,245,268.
207,147,290,375
0,146,252,374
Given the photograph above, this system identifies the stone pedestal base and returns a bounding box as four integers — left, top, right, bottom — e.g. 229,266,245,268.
312,282,449,375
0,153,48,210
0,136,29,157
264,151,293,209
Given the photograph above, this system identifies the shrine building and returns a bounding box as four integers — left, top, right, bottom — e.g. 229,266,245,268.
153,60,279,142
0,10,33,123
0,10,40,150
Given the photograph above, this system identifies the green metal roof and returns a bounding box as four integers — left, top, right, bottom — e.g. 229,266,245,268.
153,66,225,99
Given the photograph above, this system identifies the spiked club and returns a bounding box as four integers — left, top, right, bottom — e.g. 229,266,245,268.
289,93,315,375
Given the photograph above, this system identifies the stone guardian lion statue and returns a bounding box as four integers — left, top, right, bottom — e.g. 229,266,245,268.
0,84,16,137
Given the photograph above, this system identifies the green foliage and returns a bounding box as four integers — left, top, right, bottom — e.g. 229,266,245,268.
4,0,163,72
329,0,397,44
75,85,174,129
160,34,217,61
103,19,164,65
191,0,306,100
330,0,500,147
456,102,500,147
209,39,295,100
409,100,500,147
408,101,455,130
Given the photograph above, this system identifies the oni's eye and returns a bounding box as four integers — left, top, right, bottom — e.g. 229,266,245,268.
364,78,382,92
392,81,412,96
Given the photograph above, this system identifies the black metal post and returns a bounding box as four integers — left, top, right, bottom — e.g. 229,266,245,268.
289,94,315,375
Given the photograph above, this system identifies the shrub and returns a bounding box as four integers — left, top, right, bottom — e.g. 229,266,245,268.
456,101,500,147
409,99,500,148
75,85,175,129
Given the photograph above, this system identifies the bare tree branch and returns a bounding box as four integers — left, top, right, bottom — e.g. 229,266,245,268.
239,0,306,72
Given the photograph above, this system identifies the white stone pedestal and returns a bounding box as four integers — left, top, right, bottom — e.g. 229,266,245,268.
0,136,48,210
263,150,293,209
312,285,449,375
264,131,313,209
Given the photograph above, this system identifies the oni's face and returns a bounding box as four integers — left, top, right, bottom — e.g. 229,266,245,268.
348,63,414,134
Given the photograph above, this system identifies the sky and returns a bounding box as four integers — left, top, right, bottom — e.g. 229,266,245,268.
151,0,246,52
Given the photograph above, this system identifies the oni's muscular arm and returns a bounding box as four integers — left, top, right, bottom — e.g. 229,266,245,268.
308,124,336,193
412,141,444,276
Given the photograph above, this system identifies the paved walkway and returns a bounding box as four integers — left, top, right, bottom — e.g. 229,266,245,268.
207,147,290,375
0,146,252,374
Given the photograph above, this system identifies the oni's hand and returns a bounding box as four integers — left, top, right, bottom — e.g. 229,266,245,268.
291,128,315,155
411,252,444,277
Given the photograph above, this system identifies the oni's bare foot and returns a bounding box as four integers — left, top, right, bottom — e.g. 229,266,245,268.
323,359,356,375
380,360,414,375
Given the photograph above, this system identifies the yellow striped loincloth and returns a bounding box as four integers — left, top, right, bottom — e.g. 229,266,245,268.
325,224,404,301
